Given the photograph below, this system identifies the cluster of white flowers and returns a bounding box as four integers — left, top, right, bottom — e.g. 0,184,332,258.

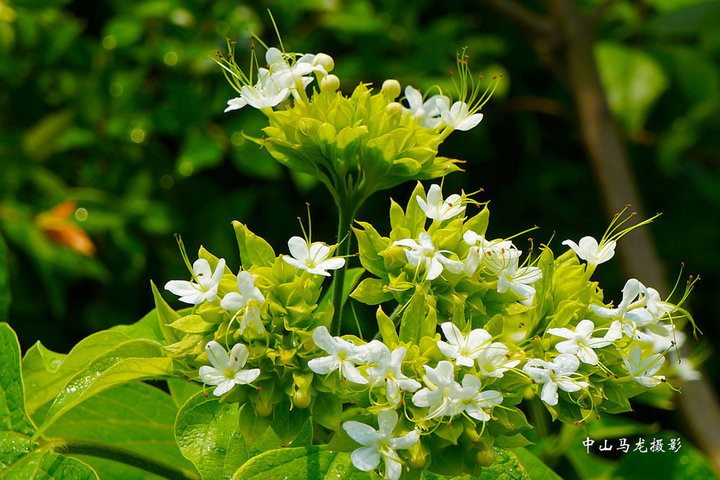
402,86,484,132
223,47,331,112
392,184,543,307
222,46,488,136
163,235,345,395
304,320,515,480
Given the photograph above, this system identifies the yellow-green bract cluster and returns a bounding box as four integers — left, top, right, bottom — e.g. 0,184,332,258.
155,182,694,480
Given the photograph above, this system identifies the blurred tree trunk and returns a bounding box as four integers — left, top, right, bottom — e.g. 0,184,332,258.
479,0,720,472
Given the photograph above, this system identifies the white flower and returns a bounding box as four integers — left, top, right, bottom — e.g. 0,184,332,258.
307,326,368,384
239,68,292,109
366,343,421,404
282,236,345,276
412,361,463,419
476,342,520,378
436,322,491,367
224,97,248,113
199,341,260,396
403,86,451,128
497,256,542,306
622,346,665,387
645,287,675,320
416,184,465,221
523,354,589,406
546,320,614,365
343,409,419,480
221,271,266,334
671,356,701,382
562,236,616,266
634,324,683,353
265,47,326,88
591,279,660,338
393,232,463,281
462,231,517,276
454,375,503,422
165,258,226,305
440,101,483,131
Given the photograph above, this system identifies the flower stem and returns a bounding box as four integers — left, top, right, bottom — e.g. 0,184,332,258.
50,439,200,480
330,197,358,336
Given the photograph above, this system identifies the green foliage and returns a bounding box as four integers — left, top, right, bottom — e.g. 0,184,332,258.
45,383,195,479
231,447,338,480
0,322,99,479
175,392,248,480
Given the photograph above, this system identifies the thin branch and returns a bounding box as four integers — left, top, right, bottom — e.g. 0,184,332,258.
476,0,554,40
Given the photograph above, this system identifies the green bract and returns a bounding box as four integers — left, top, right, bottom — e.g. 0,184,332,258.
257,84,462,207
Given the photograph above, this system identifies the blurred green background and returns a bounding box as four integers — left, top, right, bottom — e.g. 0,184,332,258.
1,0,719,474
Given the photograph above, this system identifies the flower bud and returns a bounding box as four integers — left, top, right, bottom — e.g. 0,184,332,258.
321,74,340,92
407,440,429,468
255,400,273,417
314,53,334,73
475,448,496,467
381,79,401,100
385,102,403,116
293,390,311,409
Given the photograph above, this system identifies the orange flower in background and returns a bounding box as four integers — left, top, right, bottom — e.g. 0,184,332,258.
35,200,96,256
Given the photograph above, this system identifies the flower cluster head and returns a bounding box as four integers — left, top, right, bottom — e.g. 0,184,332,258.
156,181,698,480
216,40,500,213
148,32,701,478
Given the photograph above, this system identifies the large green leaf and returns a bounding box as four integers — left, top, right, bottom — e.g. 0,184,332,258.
0,323,98,479
44,383,195,479
0,234,9,323
595,41,669,134
175,392,248,480
232,446,337,480
1,324,35,437
37,339,174,434
110,309,165,343
22,330,132,417
2,449,99,479
513,448,562,480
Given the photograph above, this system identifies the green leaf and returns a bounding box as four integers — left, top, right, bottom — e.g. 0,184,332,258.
37,339,174,435
175,392,248,480
376,306,400,348
399,287,429,344
151,281,181,344
323,452,372,479
595,42,669,133
167,379,203,409
271,398,312,447
232,447,337,480
110,309,164,342
0,234,9,323
2,449,99,479
0,323,99,479
478,448,530,480
1,323,35,436
464,206,490,236
22,330,132,417
514,448,562,480
44,383,196,479
352,222,390,277
232,221,276,269
350,277,393,305
405,182,428,237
